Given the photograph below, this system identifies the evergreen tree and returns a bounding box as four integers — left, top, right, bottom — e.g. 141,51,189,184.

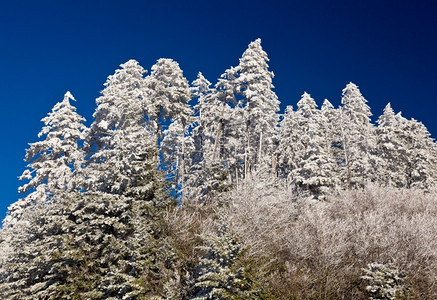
213,39,280,182
0,193,70,298
289,92,319,183
85,59,154,195
376,104,437,189
214,67,244,184
276,105,299,181
192,218,257,299
81,59,178,297
0,91,87,297
3,91,86,227
375,103,405,187
338,82,376,188
218,39,280,178
185,73,232,203
291,93,338,196
361,262,406,300
144,58,193,148
396,114,437,189
145,58,193,200
53,185,175,299
190,72,220,167
1,67,176,298
320,99,343,179
0,180,174,299
235,38,280,175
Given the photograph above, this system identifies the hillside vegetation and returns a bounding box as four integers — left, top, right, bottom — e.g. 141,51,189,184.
1,39,436,299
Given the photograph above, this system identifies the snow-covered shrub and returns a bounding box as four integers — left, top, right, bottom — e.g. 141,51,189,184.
226,176,306,259
225,180,437,299
361,262,405,299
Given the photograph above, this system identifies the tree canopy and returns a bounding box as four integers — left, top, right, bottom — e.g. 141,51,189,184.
1,39,437,299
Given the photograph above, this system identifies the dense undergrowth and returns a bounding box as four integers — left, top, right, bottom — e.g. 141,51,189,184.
167,181,437,299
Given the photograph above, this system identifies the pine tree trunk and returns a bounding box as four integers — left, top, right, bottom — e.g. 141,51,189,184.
245,134,250,179
181,131,185,203
340,111,352,189
258,131,263,168
213,106,225,161
155,113,161,167
272,154,277,178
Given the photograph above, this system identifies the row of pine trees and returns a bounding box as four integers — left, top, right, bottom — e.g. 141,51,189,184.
1,38,436,299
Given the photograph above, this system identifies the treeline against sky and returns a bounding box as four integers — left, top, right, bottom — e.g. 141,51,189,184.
0,39,436,299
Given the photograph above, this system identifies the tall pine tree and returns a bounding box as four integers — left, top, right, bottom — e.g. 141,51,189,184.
4,91,86,227
85,59,154,195
338,82,376,188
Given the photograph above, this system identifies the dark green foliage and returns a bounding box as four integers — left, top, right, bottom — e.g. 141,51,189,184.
51,178,176,299
191,218,260,300
0,174,176,299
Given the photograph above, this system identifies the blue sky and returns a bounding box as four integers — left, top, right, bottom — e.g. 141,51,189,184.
1,0,436,220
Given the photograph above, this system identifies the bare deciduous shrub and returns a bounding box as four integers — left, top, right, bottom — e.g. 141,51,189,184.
226,180,437,299
161,204,216,298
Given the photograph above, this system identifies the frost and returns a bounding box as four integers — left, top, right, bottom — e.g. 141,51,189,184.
361,262,405,300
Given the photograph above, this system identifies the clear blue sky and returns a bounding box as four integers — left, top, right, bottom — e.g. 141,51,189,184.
1,0,436,221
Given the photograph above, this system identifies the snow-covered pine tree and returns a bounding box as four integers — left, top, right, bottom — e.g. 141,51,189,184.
85,59,155,196
234,38,280,177
192,218,258,299
0,179,174,299
376,104,437,189
293,92,319,163
161,119,194,201
276,105,300,181
0,191,73,299
75,60,178,297
375,103,405,187
190,72,216,166
361,262,406,300
3,91,86,227
145,58,193,200
214,66,244,184
51,186,175,299
0,92,87,297
211,39,280,184
184,73,230,203
338,82,376,188
396,114,437,189
145,58,193,147
321,99,343,182
291,92,338,197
